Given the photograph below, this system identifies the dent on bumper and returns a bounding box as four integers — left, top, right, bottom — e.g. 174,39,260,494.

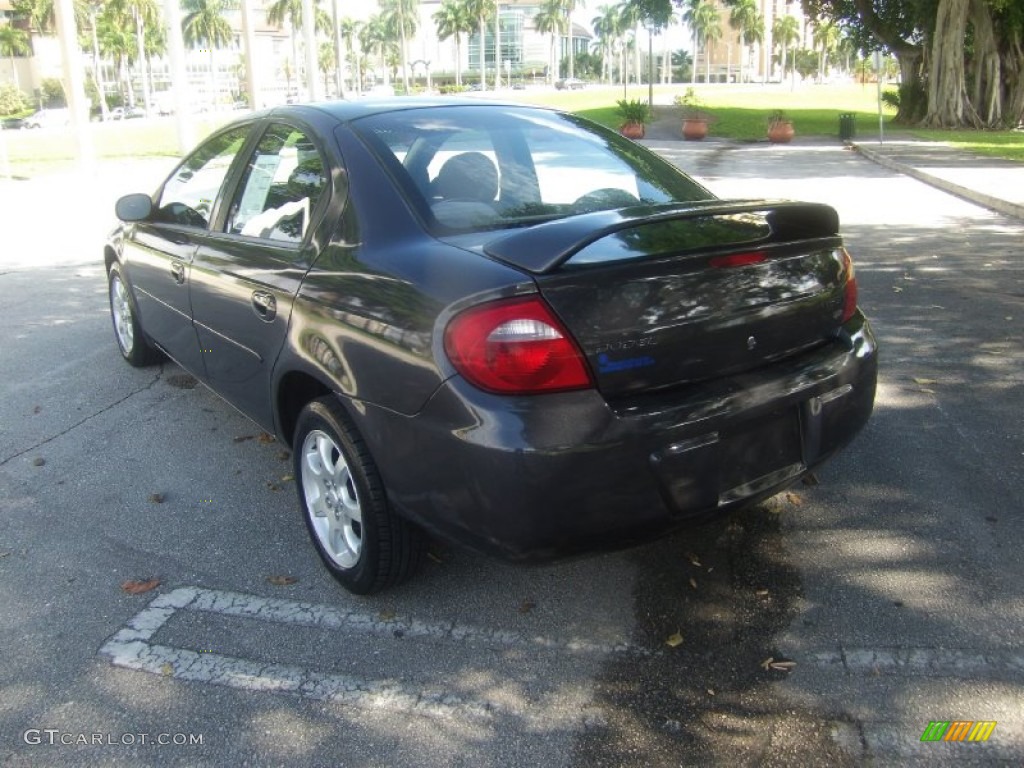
356,314,878,561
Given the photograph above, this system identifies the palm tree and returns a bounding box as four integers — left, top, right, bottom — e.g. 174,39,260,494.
433,0,472,87
0,23,30,91
563,0,579,81
318,40,334,93
266,0,331,98
590,4,617,84
381,0,417,93
617,0,642,87
182,0,233,109
463,0,493,89
108,0,160,111
812,19,839,82
685,0,719,85
727,0,761,85
533,0,563,83
772,14,799,85
97,10,137,106
10,0,88,36
339,17,361,92
359,13,392,87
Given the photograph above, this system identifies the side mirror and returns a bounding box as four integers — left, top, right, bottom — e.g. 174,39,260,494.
115,193,154,222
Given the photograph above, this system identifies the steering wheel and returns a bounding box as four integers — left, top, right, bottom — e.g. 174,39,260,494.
571,188,641,213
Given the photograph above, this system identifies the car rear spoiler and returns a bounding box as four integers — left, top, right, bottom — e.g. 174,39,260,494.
483,200,841,275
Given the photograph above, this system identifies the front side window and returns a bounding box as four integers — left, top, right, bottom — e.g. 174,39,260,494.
155,126,249,228
353,106,712,232
225,123,327,244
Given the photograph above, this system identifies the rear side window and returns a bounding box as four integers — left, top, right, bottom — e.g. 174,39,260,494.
225,123,327,244
156,126,249,228
352,106,711,232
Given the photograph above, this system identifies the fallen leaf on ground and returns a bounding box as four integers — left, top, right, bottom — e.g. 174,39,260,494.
148,492,165,504
233,435,254,443
0,551,11,558
280,474,294,483
706,688,716,696
913,378,939,386
33,405,41,414
785,492,802,506
257,433,275,444
277,451,291,461
802,473,819,487
426,551,444,564
761,657,796,672
266,482,280,491
892,286,903,293
518,599,536,614
267,575,297,586
378,609,396,621
161,663,173,677
32,457,45,467
121,578,161,595
689,578,698,590
665,632,684,648
755,589,770,597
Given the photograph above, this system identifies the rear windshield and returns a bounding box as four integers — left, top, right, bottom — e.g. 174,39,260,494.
351,105,713,233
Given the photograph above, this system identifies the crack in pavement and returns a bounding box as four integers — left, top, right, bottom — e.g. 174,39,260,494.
0,364,166,467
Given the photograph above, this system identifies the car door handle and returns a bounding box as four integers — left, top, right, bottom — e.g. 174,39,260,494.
170,260,186,284
251,291,277,321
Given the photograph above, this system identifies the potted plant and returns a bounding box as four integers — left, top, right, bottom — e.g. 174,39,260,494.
767,109,795,143
675,88,709,141
615,99,650,139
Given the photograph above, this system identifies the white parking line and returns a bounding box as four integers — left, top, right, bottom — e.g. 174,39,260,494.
99,586,646,726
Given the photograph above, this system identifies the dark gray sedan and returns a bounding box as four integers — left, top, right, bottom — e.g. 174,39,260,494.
106,99,877,594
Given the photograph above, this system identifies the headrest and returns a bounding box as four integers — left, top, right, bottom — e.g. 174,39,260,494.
434,152,498,203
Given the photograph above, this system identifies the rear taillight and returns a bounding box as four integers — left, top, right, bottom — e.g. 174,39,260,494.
444,296,593,394
840,247,858,323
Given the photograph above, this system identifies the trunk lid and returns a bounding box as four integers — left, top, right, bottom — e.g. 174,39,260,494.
483,201,849,396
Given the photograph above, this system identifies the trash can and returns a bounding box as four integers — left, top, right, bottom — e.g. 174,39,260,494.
839,113,856,141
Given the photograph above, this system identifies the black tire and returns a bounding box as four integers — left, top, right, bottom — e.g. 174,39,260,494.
293,396,424,594
108,263,162,367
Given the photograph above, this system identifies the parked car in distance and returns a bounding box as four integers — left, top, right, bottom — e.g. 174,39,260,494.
1,116,27,130
23,108,70,129
555,78,586,90
110,106,146,120
105,99,877,594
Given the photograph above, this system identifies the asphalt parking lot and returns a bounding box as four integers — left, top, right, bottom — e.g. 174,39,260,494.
1,137,1021,766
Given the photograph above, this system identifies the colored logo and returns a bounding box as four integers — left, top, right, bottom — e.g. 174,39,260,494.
920,721,997,742
597,353,655,374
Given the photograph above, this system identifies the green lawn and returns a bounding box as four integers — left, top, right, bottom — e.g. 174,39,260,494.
0,115,231,178
512,83,1023,162
908,129,1024,162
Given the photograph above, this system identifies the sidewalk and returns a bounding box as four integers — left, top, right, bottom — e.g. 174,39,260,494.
851,136,1024,221
643,107,1023,221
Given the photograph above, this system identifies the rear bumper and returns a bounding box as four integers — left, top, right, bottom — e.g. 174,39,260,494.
356,313,877,561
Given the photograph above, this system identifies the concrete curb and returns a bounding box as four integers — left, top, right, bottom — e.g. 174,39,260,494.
852,141,1024,222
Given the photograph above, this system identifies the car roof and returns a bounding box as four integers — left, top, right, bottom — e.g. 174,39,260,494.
256,97,557,125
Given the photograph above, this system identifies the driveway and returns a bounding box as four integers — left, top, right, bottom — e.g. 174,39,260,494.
1,140,1021,766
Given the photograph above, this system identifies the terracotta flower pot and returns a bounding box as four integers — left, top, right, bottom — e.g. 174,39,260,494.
683,118,708,141
619,121,645,139
767,120,794,143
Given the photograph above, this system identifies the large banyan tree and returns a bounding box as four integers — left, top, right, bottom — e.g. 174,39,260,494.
802,0,1024,128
